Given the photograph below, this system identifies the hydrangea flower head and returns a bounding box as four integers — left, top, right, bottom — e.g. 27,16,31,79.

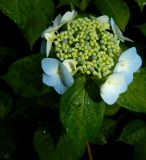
41,10,142,103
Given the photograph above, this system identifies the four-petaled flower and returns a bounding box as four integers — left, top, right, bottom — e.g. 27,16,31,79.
100,47,142,105
41,10,77,57
114,47,142,84
42,58,74,94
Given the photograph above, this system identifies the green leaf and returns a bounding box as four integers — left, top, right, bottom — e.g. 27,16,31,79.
95,0,130,31
3,54,50,97
0,90,12,118
119,120,146,145
135,0,146,11
34,129,54,160
60,77,105,145
90,118,117,145
34,129,84,160
104,104,120,116
59,0,79,6
138,23,146,36
0,0,54,48
117,68,146,113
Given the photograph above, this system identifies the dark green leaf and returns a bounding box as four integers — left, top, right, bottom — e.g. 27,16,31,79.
3,54,50,97
117,68,146,113
0,0,54,48
59,0,79,6
90,118,117,145
138,23,146,36
34,129,54,160
95,0,130,31
135,0,146,11
60,77,105,145
104,104,120,116
34,129,84,160
0,90,12,118
119,120,146,145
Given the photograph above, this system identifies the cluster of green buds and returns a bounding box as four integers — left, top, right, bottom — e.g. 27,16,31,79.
54,17,120,78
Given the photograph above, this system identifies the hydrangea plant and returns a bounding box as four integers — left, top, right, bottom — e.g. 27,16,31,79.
41,10,142,105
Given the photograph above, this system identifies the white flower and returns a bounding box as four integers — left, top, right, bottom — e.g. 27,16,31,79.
114,47,142,84
41,10,77,57
41,58,74,94
110,18,134,42
100,73,127,105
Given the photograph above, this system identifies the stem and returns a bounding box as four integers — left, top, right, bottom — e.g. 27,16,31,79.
87,142,93,160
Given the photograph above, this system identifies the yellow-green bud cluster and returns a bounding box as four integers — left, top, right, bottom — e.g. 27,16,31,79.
54,17,120,78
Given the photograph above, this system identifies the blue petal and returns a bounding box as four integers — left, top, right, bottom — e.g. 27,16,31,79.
124,71,133,85
41,58,59,75
54,79,68,94
40,39,46,54
59,63,74,87
42,73,58,87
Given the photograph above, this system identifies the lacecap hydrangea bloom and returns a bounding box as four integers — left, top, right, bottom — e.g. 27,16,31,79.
41,10,142,105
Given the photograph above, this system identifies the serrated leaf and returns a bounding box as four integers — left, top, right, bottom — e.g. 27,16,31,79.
119,120,146,145
0,0,54,48
0,90,12,118
95,0,130,31
34,129,85,160
60,77,105,145
135,0,146,11
138,23,146,36
117,68,146,113
3,54,50,97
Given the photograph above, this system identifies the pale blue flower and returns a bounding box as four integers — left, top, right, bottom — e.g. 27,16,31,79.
100,73,127,105
114,47,142,84
110,18,134,42
42,58,74,94
41,10,77,57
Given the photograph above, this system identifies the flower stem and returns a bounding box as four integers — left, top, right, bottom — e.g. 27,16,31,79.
87,142,93,160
